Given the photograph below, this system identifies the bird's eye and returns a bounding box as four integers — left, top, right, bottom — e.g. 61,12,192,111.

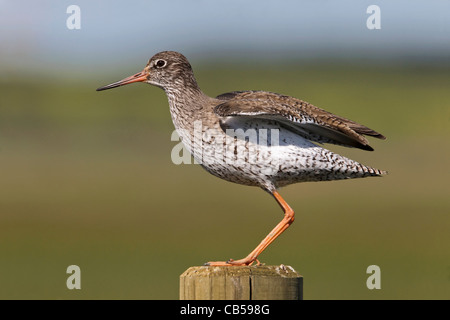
155,59,166,68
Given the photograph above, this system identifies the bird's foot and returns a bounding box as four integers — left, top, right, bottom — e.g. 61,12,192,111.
204,257,261,266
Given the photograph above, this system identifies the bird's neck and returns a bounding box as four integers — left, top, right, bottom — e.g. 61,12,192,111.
165,83,212,129
164,84,214,159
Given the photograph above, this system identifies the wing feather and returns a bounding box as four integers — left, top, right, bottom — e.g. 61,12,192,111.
214,90,385,151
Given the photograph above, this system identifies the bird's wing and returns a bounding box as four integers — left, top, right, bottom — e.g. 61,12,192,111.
214,91,386,151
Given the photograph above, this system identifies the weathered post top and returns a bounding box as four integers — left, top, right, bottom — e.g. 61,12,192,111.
180,265,303,300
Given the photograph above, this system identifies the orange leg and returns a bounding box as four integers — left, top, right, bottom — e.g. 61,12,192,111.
205,190,295,266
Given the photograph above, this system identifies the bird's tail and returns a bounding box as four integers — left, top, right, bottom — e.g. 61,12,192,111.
358,164,387,177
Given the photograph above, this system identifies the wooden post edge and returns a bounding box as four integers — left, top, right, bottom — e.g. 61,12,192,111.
180,265,303,300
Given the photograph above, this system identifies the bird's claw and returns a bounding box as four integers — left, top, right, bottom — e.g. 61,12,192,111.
204,257,260,266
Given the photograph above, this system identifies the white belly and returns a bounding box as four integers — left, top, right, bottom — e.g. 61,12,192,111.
174,116,363,190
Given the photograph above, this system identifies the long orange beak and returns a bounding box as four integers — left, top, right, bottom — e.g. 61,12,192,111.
96,70,148,91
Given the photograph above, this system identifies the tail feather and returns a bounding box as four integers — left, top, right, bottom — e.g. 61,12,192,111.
360,165,387,176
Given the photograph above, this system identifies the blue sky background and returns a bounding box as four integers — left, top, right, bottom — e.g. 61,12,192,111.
1,0,450,76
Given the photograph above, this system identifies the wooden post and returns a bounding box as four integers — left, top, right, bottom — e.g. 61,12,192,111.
180,265,303,300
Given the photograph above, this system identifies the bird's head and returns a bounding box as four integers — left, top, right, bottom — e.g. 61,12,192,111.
96,51,197,92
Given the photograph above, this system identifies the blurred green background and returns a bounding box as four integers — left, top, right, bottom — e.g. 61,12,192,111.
1,1,450,299
1,64,449,299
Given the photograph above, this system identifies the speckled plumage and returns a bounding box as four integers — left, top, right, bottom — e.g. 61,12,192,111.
149,52,386,193
97,51,387,266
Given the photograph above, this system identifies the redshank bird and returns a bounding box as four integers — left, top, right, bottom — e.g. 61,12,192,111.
97,51,386,266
